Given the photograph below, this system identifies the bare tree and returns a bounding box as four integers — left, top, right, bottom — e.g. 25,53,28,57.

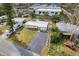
62,4,79,41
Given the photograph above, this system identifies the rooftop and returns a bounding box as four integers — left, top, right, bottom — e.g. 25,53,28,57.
12,18,26,23
29,4,61,10
25,20,48,27
36,8,61,12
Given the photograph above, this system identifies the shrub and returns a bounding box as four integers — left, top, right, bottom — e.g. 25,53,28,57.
51,32,69,44
52,15,60,23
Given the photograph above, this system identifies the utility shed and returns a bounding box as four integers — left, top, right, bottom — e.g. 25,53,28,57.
25,21,48,31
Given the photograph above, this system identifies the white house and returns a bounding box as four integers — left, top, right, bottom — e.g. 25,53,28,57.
29,4,61,16
56,22,79,35
12,18,26,23
12,18,26,32
25,20,49,31
0,15,7,19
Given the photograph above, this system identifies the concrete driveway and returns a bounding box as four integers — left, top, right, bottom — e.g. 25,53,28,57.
27,31,48,54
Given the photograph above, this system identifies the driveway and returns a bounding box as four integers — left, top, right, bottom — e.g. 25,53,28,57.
17,46,39,56
27,31,48,54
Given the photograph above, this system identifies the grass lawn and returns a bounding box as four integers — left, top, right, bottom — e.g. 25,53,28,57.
8,28,36,47
0,25,7,35
16,28,36,46
49,44,79,56
34,15,46,20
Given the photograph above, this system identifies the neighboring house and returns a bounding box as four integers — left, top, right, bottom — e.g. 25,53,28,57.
25,20,49,31
12,17,26,31
29,4,61,16
12,17,26,24
4,18,26,37
13,3,33,17
0,15,7,20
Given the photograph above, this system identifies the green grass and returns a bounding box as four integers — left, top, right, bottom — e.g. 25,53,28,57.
33,15,46,20
52,22,56,30
49,44,79,56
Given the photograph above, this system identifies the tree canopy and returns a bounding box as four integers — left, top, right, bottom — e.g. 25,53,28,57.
3,3,14,31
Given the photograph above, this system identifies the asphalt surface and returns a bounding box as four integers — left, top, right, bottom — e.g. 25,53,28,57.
0,36,20,56
0,34,39,56
27,31,48,54
17,46,39,56
0,29,48,56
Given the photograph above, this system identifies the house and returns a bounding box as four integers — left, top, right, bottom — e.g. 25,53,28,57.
12,18,26,24
0,15,7,19
12,18,26,31
56,22,79,35
25,20,49,31
13,23,23,32
29,4,61,16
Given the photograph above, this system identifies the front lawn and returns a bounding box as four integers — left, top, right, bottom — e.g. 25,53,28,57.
8,28,36,47
16,28,36,46
0,25,8,35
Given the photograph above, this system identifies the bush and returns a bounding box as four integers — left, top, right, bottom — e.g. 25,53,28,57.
52,15,60,23
51,32,70,44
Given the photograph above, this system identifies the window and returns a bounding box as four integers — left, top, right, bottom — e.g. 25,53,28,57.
51,12,54,13
55,12,58,14
42,12,45,14
39,11,41,14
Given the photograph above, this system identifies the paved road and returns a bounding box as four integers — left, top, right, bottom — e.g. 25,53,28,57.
27,31,48,54
0,36,20,56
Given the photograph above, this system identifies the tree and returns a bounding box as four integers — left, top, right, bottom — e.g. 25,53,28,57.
3,3,14,32
44,12,49,19
62,5,79,41
62,3,76,13
30,11,36,18
0,5,5,16
52,14,60,23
